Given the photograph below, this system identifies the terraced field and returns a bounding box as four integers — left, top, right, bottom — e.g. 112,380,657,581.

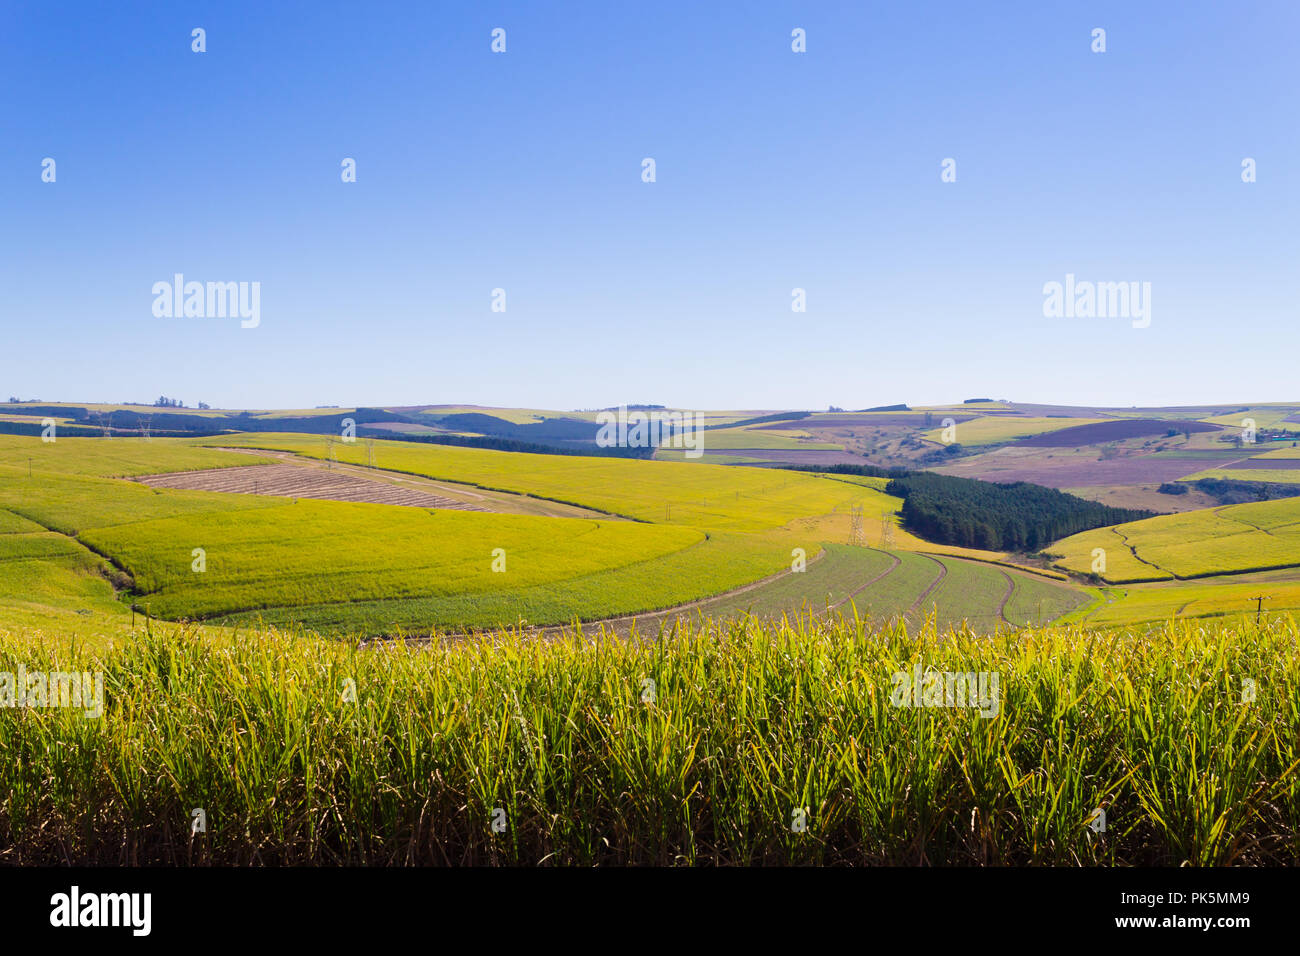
664,544,1086,632
1051,496,1300,582
683,544,897,621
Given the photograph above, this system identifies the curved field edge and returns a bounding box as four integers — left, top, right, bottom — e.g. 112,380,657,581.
209,529,810,632
211,542,1091,637
0,613,1295,865
1050,497,1300,583
78,500,708,622
198,433,904,533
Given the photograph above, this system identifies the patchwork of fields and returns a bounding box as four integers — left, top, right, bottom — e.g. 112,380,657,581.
5,405,1298,637
9,433,1088,635
921,416,1106,447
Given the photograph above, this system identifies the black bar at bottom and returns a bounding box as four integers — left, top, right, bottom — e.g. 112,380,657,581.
0,866,1277,943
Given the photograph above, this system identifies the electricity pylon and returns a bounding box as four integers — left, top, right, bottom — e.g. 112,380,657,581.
848,505,865,547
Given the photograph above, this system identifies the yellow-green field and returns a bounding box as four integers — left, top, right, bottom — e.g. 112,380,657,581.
1064,569,1300,626
1242,444,1300,459
921,416,1105,446
0,434,269,477
691,425,843,450
1051,497,1300,582
1198,406,1299,429
1183,468,1300,484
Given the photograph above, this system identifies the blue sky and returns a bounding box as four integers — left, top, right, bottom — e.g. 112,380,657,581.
2,1,1296,411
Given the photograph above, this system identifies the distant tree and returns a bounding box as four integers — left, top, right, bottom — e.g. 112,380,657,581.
198,402,210,410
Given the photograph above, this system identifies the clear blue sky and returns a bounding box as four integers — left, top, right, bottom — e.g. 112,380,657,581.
2,1,1296,411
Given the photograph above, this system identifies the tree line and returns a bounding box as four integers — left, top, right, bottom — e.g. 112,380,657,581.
885,472,1153,552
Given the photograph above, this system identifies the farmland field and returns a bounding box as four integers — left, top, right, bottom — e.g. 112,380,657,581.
202,433,902,532
1014,419,1221,446
1182,467,1300,484
689,425,843,450
2,611,1294,866
0,419,1281,636
1241,445,1300,460
1065,569,1300,626
921,416,1105,446
1199,406,1300,429
0,434,274,477
136,463,493,511
1051,497,1300,582
684,545,1086,631
932,445,1245,490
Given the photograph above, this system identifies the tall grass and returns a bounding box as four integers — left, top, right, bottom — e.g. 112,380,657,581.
0,612,1296,865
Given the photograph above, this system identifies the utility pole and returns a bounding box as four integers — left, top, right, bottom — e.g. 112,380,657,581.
1251,595,1267,625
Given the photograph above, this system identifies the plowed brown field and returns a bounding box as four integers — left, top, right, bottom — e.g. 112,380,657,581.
135,463,489,511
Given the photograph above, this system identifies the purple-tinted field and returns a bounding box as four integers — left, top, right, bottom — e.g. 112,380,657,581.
932,454,1238,489
757,414,977,429
1014,419,1220,447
